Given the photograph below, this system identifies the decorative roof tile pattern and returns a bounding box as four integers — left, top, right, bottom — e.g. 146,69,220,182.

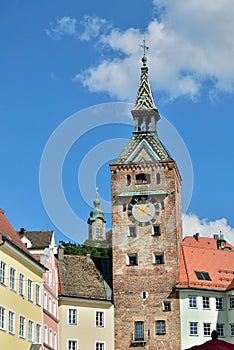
114,133,171,164
59,255,108,300
132,63,158,112
178,235,234,291
18,229,53,249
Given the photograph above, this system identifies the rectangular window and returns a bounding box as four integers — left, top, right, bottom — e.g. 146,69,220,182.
195,271,211,281
44,292,47,309
19,273,25,296
0,261,7,285
28,320,34,342
48,296,52,313
68,340,77,350
156,320,166,335
69,309,77,325
8,310,15,334
19,315,26,338
44,325,48,344
230,324,234,337
129,226,136,237
216,297,224,310
28,279,33,301
96,342,104,350
54,332,57,350
230,297,234,309
189,296,197,308
53,301,57,317
153,252,164,264
153,225,160,236
127,253,138,266
10,267,16,291
36,323,41,343
217,323,225,337
36,284,41,306
163,301,171,312
189,322,198,336
203,323,211,336
49,328,53,347
202,296,210,309
96,311,104,327
135,321,144,340
0,306,6,330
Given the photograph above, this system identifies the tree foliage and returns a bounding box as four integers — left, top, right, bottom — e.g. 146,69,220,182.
59,240,112,258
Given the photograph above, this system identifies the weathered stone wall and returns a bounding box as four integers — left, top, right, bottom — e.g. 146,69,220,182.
111,161,182,350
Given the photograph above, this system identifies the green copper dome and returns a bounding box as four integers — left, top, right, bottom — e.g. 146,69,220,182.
88,190,106,223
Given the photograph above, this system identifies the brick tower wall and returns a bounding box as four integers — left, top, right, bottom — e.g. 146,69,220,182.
111,161,182,350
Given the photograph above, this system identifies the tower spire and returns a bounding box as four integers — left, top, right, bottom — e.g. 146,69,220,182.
131,39,160,133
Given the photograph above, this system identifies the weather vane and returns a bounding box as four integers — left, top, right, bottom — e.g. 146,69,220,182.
139,37,149,57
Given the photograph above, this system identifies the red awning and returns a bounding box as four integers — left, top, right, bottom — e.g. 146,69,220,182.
185,339,234,350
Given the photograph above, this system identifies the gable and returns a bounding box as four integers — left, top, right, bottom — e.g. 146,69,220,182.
125,139,161,163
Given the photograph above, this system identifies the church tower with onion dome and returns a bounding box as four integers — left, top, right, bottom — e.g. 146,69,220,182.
110,43,182,349
87,189,106,242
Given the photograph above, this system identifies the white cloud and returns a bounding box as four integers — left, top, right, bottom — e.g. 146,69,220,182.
45,16,78,39
183,213,234,246
75,0,234,100
80,15,109,41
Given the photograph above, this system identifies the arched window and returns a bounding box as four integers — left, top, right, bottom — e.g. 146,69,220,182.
127,175,131,186
156,173,160,184
136,173,151,184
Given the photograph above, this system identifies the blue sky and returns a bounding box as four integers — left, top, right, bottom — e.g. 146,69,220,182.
1,0,234,244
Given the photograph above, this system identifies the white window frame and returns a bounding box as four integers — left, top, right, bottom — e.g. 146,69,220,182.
19,273,25,296
230,296,234,309
0,305,6,330
203,322,211,337
0,260,7,286
96,342,105,350
217,323,225,337
8,310,15,334
49,328,53,347
28,279,33,302
188,295,197,308
44,325,48,344
36,284,41,306
54,331,57,350
96,311,104,328
189,322,198,336
36,323,41,343
19,315,26,338
28,319,34,342
68,339,78,350
68,308,77,325
216,297,224,310
10,267,16,291
44,291,47,309
230,323,234,337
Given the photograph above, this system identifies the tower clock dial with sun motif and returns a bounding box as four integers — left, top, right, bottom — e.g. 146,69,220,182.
128,196,161,226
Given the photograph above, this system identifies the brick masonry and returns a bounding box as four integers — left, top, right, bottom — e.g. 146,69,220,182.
111,160,182,349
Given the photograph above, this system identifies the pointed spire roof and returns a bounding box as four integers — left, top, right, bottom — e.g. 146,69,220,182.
131,41,160,133
132,55,158,113
113,45,172,164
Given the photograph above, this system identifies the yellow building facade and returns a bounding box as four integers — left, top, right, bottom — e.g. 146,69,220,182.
0,212,45,350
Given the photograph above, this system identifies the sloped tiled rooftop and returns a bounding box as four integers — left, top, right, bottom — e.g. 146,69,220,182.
19,229,53,249
58,255,108,300
178,234,234,291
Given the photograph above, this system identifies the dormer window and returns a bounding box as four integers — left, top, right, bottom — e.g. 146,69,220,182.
136,173,151,185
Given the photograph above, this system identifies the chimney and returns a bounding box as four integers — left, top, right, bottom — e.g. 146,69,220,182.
19,227,26,235
86,253,91,261
193,232,200,241
217,232,226,250
58,246,64,263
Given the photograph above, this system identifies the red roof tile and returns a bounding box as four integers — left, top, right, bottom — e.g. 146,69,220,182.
178,235,234,291
0,209,28,252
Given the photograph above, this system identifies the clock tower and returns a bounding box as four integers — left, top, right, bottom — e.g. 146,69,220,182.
110,52,182,349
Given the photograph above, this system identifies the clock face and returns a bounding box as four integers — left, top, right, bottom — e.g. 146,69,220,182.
128,196,161,226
